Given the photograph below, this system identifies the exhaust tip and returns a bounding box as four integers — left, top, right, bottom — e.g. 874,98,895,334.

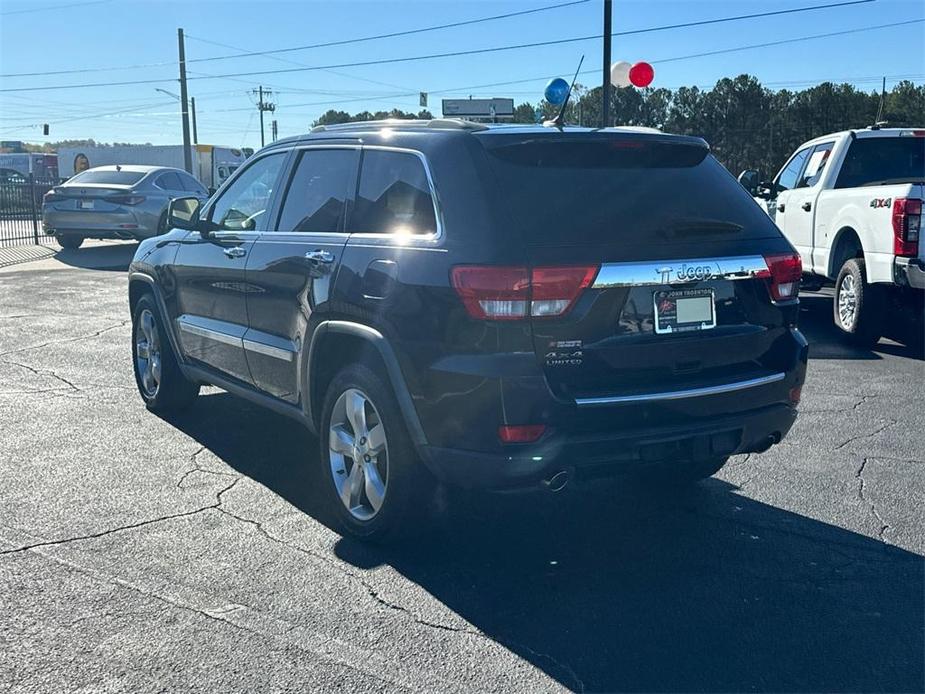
542,470,571,493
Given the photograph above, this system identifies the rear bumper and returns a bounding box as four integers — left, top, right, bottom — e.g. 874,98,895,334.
894,257,925,289
419,402,798,489
42,209,157,240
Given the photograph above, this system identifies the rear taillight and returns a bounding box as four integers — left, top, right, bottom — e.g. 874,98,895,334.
42,190,62,204
451,265,598,320
759,253,802,301
498,424,546,444
892,198,921,258
106,194,146,206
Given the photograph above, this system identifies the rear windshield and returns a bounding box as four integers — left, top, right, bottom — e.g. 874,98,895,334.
66,170,145,185
835,137,925,188
483,138,780,245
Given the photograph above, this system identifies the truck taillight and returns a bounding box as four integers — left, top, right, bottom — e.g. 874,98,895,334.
759,253,802,301
451,265,598,320
892,198,921,257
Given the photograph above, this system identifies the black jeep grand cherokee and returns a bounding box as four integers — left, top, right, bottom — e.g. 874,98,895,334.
128,120,807,540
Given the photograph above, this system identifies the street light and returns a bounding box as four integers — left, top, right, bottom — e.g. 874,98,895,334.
155,88,198,145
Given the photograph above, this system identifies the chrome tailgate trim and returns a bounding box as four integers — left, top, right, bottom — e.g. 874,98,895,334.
574,372,786,407
592,255,769,288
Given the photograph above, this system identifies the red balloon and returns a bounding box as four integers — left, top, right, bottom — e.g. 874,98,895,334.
629,61,654,88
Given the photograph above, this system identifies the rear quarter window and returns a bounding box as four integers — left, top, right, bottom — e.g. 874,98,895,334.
351,150,438,236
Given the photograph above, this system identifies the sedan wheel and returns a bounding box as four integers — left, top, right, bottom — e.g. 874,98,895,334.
328,388,389,521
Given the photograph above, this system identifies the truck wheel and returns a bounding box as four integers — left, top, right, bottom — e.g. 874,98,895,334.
58,235,83,250
834,258,882,348
319,363,426,542
132,294,199,412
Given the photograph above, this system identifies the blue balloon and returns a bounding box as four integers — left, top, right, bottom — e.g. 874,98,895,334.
544,78,570,106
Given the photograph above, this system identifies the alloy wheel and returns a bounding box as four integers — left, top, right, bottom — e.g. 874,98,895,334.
837,273,857,329
328,388,389,521
135,308,162,397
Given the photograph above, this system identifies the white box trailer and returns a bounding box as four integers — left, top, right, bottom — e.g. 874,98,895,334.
55,144,247,189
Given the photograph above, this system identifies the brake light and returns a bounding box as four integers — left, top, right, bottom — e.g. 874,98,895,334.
106,194,146,206
451,265,598,320
759,253,802,301
42,190,62,204
892,198,921,257
498,424,546,444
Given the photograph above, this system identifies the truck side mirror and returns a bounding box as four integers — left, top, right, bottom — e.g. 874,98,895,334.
737,169,761,196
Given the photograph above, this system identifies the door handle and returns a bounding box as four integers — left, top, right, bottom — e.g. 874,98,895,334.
223,246,246,259
305,249,335,264
802,201,812,211
777,203,786,213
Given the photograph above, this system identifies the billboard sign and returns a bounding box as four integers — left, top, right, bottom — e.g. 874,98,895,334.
441,98,514,121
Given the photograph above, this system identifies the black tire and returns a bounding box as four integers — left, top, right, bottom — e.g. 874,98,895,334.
639,457,729,486
131,293,199,412
833,258,883,348
319,362,428,542
57,235,83,249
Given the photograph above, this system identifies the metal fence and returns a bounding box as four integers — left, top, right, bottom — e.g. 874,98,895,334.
0,175,57,248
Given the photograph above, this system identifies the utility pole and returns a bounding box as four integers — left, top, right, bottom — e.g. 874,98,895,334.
271,119,278,142
177,28,193,174
602,0,612,129
190,96,198,145
252,86,276,148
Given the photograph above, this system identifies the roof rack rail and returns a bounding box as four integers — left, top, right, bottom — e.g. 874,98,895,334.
309,118,488,134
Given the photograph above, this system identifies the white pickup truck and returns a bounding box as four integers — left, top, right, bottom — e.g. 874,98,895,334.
739,127,924,346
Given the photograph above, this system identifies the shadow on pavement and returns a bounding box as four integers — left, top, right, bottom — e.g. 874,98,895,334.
163,392,924,692
798,291,923,361
53,241,139,271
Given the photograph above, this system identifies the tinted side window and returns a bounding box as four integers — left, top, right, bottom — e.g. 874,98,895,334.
776,146,812,192
276,149,358,233
209,152,287,232
156,172,183,190
179,173,207,194
797,142,834,188
835,137,925,188
352,150,437,235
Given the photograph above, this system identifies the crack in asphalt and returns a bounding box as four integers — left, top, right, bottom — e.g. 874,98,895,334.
0,478,241,556
176,446,239,489
213,502,585,692
834,419,898,451
856,457,890,542
0,358,81,392
0,320,128,358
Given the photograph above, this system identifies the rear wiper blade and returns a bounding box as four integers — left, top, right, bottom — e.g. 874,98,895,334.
664,218,744,233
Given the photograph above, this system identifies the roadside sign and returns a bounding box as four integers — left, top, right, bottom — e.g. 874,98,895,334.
420,92,428,108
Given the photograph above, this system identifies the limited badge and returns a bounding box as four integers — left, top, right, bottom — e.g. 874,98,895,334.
545,339,583,366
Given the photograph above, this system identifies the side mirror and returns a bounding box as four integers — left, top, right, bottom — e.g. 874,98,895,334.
737,169,761,196
167,196,204,232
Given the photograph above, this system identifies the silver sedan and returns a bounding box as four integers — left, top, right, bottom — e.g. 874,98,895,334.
42,165,209,249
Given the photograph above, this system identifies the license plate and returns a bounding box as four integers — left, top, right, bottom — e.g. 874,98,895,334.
78,200,94,210
654,288,716,334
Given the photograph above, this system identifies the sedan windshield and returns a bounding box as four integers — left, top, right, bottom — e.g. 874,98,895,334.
67,170,146,185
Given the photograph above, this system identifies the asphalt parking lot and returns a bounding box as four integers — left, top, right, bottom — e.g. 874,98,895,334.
1,243,922,693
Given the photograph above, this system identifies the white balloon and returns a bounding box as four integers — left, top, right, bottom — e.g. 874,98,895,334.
610,61,632,88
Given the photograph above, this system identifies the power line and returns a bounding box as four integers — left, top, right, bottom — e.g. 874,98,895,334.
187,0,592,63
6,15,916,95
0,0,587,79
0,0,873,81
0,0,110,16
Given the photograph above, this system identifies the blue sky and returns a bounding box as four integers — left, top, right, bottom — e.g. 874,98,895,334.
1,0,923,148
